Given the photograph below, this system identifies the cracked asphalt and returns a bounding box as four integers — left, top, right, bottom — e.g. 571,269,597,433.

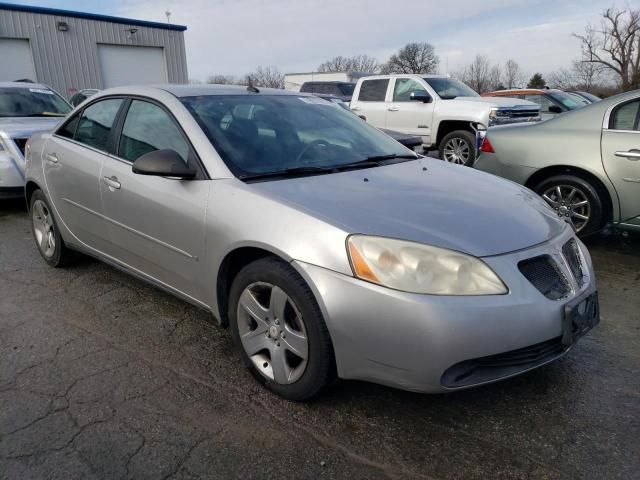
1,198,639,480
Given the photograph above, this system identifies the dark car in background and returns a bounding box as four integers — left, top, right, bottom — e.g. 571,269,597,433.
568,91,601,104
69,88,100,107
300,81,355,102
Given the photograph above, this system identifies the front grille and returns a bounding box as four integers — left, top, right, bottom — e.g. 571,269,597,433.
562,239,585,287
13,138,28,156
441,336,566,388
518,255,570,300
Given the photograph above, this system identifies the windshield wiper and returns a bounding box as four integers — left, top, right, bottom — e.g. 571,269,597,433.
240,165,334,181
361,153,418,163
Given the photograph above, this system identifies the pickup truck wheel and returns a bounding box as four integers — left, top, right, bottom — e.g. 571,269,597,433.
439,130,476,166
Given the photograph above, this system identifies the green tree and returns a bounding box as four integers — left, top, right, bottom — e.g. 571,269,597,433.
527,73,546,88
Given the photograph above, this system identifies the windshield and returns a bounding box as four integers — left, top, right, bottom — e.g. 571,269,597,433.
547,91,585,110
577,91,601,103
182,95,414,178
423,78,479,99
0,87,71,117
338,83,355,96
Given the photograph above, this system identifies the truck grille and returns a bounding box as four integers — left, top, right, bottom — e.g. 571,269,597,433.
518,255,570,300
562,239,585,287
13,138,28,156
441,336,566,388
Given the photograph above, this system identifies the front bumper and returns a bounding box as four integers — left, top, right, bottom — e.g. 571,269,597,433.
293,227,597,393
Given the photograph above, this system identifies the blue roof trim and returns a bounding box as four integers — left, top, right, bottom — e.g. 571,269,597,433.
0,2,187,31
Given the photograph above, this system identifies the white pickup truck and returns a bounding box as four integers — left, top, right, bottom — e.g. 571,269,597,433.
350,74,541,166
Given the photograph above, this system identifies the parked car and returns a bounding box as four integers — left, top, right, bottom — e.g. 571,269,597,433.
482,88,589,120
475,89,640,236
350,75,540,166
26,85,598,400
0,82,71,199
568,91,601,104
300,81,355,102
69,88,100,107
313,93,423,151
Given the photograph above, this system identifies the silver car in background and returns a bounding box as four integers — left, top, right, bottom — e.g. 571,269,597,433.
475,90,640,236
0,82,70,198
25,85,598,400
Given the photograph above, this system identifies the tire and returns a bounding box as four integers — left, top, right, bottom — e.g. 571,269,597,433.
29,189,74,267
533,175,604,236
228,257,335,401
439,130,476,166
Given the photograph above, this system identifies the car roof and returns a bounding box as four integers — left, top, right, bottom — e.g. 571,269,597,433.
158,84,301,97
303,81,351,85
0,81,53,90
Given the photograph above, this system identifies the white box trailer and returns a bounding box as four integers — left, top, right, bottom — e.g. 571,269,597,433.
284,71,372,91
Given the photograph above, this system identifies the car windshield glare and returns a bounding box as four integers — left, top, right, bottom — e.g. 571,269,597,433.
181,94,414,177
423,78,479,99
0,87,71,117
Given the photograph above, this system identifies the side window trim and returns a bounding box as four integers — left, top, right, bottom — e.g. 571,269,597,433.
110,95,209,180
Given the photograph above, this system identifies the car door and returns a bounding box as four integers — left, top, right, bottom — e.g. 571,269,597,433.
385,77,434,142
350,78,389,127
601,97,640,227
99,98,209,302
43,97,124,252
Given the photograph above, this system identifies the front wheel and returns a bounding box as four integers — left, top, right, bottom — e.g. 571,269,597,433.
439,130,476,166
228,257,335,401
534,175,604,236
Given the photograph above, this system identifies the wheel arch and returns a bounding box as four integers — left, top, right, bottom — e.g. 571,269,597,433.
25,180,41,208
435,120,476,147
215,246,285,327
524,165,616,224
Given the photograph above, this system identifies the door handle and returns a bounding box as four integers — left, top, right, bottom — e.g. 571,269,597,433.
45,153,58,164
103,176,121,190
388,107,399,112
614,150,640,160
351,106,361,111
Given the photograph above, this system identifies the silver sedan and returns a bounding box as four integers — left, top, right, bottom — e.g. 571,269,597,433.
25,85,599,400
475,89,640,236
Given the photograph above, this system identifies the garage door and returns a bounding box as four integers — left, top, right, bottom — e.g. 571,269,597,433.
0,38,37,82
97,45,167,88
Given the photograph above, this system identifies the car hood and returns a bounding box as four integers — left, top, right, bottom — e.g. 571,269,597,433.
454,96,539,108
0,117,63,138
250,158,565,257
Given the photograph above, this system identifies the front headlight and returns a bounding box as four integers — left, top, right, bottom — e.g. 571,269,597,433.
347,235,507,295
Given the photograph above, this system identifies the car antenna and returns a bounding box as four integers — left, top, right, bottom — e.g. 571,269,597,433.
246,77,260,93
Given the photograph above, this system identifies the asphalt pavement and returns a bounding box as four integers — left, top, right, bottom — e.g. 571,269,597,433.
1,198,639,479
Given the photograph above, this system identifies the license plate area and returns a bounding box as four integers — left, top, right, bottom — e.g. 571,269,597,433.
562,292,599,346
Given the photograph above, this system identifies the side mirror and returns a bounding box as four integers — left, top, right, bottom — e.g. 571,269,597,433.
548,105,563,114
132,149,196,179
410,91,432,103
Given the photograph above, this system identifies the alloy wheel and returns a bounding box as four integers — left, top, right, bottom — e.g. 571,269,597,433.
236,282,309,384
442,137,471,165
541,185,591,233
32,199,56,258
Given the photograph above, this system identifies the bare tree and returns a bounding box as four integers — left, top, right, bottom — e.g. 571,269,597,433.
459,54,500,93
317,54,380,73
548,60,606,91
206,74,237,85
380,42,439,74
574,7,640,91
503,59,524,88
246,65,285,89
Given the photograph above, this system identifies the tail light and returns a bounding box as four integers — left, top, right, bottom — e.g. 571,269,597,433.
480,136,494,153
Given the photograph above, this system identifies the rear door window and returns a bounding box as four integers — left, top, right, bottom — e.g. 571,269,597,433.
611,100,640,131
73,98,123,151
358,79,389,102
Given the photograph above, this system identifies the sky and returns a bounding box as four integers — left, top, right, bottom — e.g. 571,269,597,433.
14,0,624,81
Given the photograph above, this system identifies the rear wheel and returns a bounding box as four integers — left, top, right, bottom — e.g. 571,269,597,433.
228,257,335,401
534,175,604,235
29,189,74,267
439,130,476,166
